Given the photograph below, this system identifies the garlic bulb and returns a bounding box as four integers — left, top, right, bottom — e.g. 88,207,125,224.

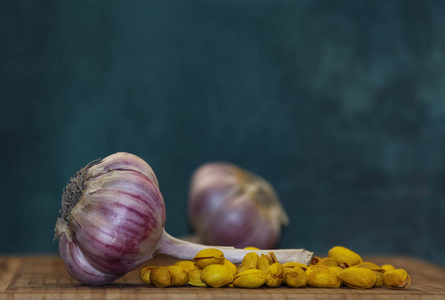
55,152,166,284
188,162,289,249
55,153,312,285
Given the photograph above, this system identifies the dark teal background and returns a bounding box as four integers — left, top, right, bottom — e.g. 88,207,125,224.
2,0,445,266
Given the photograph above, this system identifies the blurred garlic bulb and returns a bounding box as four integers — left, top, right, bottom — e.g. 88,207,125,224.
188,162,289,249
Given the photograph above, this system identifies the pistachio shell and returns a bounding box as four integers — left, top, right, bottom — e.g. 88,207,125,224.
224,259,238,277
374,271,384,287
285,267,307,288
139,265,156,285
166,265,188,286
317,257,339,268
383,269,411,289
306,265,341,288
193,248,225,269
328,246,363,267
265,263,284,288
244,247,260,250
355,262,385,273
150,266,174,288
173,260,198,274
201,264,233,288
188,268,207,287
282,262,309,272
328,266,344,276
266,252,278,264
234,269,267,288
258,254,270,272
381,264,396,272
338,267,376,289
238,252,259,273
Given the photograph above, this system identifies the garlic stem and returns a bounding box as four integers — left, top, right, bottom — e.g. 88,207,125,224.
157,230,314,265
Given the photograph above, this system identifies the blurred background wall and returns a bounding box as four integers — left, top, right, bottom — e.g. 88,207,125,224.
1,0,445,266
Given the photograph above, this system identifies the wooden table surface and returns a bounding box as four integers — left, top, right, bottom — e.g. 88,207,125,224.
1,254,444,299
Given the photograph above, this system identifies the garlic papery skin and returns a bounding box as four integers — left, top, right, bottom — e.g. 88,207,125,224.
188,163,289,249
55,152,166,285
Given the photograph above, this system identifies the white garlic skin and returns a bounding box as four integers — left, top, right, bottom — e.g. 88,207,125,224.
188,163,289,249
55,152,166,285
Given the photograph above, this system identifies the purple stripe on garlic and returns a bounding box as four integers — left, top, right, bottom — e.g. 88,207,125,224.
55,152,312,285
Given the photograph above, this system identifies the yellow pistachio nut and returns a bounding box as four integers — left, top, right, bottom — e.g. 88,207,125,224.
328,246,363,267
166,265,188,286
353,261,385,287
383,269,411,289
150,266,174,288
201,264,233,288
193,248,225,269
265,263,284,288
355,262,385,273
337,267,377,289
266,252,278,264
238,252,259,273
233,269,267,288
188,268,207,287
381,264,396,272
282,262,309,273
374,271,384,287
258,254,271,272
224,259,238,277
174,260,198,274
328,266,344,276
285,266,307,288
306,265,341,288
139,265,156,285
317,257,339,268
244,247,260,250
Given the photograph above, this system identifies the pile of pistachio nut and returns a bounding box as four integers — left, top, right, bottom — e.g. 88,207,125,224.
139,246,411,289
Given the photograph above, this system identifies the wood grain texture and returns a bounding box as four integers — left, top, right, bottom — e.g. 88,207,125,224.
0,255,444,299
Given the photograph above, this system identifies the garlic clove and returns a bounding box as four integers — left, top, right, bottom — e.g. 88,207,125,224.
57,232,123,285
